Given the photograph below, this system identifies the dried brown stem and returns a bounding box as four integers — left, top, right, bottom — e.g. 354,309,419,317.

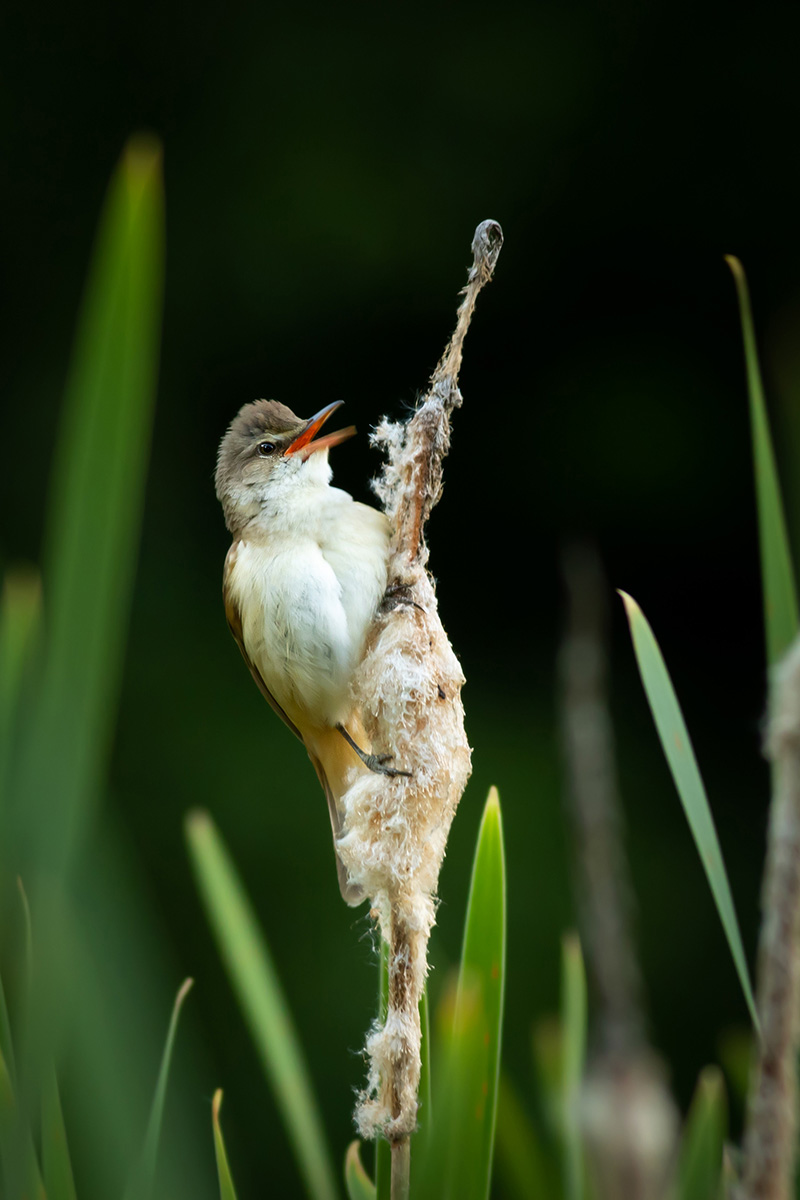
560,544,646,1056
739,638,800,1200
560,545,678,1200
390,1123,411,1200
340,222,501,1168
388,911,416,1132
388,219,503,566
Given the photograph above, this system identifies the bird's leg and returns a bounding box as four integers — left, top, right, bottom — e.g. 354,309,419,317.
380,582,424,616
336,724,412,778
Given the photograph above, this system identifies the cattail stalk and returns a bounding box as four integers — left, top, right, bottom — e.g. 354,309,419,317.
739,637,800,1200
560,547,678,1200
560,545,646,1057
336,221,502,1190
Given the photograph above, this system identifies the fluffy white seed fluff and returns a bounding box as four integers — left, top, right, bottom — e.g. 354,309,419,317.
336,411,472,1140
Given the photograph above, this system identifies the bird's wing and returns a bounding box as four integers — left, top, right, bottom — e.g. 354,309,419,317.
222,542,365,907
306,747,365,907
222,542,303,741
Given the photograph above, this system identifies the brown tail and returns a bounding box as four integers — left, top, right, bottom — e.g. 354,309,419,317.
305,717,373,906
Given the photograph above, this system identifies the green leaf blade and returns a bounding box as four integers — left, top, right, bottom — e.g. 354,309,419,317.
726,255,799,666
124,977,193,1200
0,568,41,799
0,974,16,1094
677,1066,727,1200
453,785,506,1200
620,592,758,1030
186,811,339,1200
561,934,587,1200
11,136,165,875
494,1074,562,1200
42,1069,78,1200
421,787,506,1200
212,1091,240,1200
344,1141,376,1200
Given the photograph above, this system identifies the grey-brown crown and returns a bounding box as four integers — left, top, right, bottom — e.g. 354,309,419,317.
216,398,303,484
215,400,306,528
221,399,303,449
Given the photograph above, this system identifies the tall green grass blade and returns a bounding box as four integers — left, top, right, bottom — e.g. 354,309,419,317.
494,1074,562,1200
531,1016,564,1139
0,140,169,1200
561,933,587,1200
42,1068,78,1200
0,976,15,1092
10,136,164,877
0,879,48,1200
0,569,41,798
16,876,33,983
0,1048,46,1200
449,785,506,1200
726,256,799,666
186,811,339,1200
620,592,759,1031
717,1028,752,1105
0,1040,13,1112
677,1066,726,1200
212,1091,240,1200
345,1142,376,1200
0,1042,19,1196
420,787,506,1200
124,977,193,1200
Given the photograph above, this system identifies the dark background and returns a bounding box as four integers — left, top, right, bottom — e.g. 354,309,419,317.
3,0,799,1194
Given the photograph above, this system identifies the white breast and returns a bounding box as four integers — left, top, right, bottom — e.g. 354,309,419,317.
228,487,390,729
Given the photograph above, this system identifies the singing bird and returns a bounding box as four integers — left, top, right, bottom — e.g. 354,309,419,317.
215,399,401,904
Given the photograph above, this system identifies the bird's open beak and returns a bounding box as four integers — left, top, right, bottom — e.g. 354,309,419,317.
284,401,356,460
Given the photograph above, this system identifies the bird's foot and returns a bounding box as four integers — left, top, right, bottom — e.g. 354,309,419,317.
380,583,424,616
363,752,412,778
336,724,412,778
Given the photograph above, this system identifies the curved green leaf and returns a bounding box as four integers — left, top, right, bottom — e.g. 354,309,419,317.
124,977,193,1200
42,1069,78,1200
677,1066,726,1200
10,137,164,876
494,1074,561,1200
212,1091,240,1200
0,973,15,1107
561,933,586,1200
726,256,799,666
419,787,506,1200
186,811,339,1200
620,592,758,1030
345,1142,376,1200
0,569,41,799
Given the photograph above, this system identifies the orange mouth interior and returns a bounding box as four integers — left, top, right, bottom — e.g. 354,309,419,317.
284,402,356,460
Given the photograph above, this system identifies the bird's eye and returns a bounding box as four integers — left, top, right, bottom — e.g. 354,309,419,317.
257,441,276,457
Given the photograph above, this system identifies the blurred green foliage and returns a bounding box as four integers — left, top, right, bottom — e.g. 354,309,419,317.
0,139,209,1199
3,2,800,1194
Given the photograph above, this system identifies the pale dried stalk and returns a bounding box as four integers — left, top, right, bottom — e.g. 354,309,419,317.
560,545,646,1056
739,637,800,1200
336,221,502,1163
560,547,678,1200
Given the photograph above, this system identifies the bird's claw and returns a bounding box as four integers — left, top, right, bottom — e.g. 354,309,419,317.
336,723,412,778
364,753,412,778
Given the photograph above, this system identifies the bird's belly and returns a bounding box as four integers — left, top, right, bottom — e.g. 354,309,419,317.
232,540,367,728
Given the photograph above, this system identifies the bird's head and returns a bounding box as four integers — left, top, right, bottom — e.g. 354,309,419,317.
215,399,355,534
